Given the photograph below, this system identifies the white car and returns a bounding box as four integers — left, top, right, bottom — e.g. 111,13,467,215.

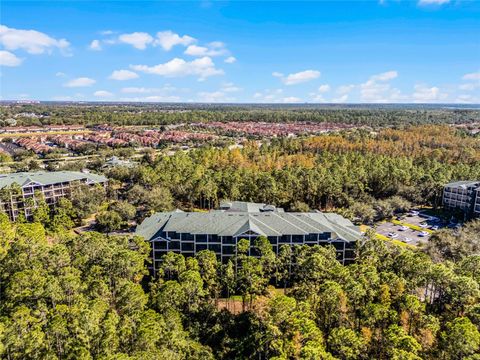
404,237,413,243
430,225,439,231
409,211,420,216
388,232,399,238
419,223,429,228
399,225,409,231
418,231,429,237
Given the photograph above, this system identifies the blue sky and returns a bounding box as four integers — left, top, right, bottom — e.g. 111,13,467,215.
1,0,479,103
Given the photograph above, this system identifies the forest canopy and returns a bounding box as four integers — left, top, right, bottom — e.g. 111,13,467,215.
0,215,479,359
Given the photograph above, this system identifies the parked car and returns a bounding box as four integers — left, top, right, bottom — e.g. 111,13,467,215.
388,232,399,238
418,231,429,237
419,223,429,228
399,225,409,231
403,237,413,243
430,225,439,231
409,210,420,216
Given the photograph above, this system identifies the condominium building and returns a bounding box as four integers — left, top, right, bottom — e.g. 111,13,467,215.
0,171,107,221
443,181,480,218
136,201,361,274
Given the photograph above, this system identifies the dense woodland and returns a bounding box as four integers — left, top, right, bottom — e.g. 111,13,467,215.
97,125,479,225
1,114,479,358
2,103,480,127
1,213,479,359
3,125,478,229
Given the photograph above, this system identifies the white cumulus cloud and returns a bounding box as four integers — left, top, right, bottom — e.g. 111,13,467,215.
332,94,349,103
94,90,113,97
337,84,355,95
370,70,398,82
120,85,177,94
282,96,302,103
131,56,223,81
154,30,196,51
118,32,153,50
109,69,139,81
418,0,450,5
360,71,401,102
221,82,241,92
225,56,236,64
273,70,320,85
412,84,448,102
462,72,480,81
197,91,235,103
459,83,479,91
184,44,227,57
0,50,22,66
318,84,331,93
89,39,102,51
64,77,96,87
0,25,70,55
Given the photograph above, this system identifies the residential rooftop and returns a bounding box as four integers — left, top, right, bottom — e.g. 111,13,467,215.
0,171,107,189
444,180,480,190
136,204,361,243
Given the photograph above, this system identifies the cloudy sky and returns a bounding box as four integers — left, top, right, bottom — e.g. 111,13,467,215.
1,1,479,103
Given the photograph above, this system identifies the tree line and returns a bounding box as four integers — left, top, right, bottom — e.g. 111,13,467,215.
2,104,480,127
1,214,479,359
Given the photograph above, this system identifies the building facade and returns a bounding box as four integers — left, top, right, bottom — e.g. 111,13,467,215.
0,171,107,221
136,201,362,274
443,181,480,218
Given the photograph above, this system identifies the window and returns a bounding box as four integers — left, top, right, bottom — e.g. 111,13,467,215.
196,234,207,242
153,241,167,250
181,233,194,241
319,232,331,240
250,247,260,257
155,250,168,258
169,241,180,250
222,245,235,255
292,235,304,243
196,244,208,252
306,233,318,242
280,235,290,243
331,241,345,250
208,244,221,253
181,242,194,251
222,236,235,244
268,236,278,245
168,231,178,239
345,250,355,259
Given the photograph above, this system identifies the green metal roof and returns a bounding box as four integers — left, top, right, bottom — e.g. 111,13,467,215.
219,200,284,212
136,206,361,243
0,171,107,189
444,180,480,189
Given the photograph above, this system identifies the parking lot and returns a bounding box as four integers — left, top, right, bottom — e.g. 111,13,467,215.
375,210,449,246
376,221,429,246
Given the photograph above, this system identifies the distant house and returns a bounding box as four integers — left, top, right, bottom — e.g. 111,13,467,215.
136,201,361,275
103,156,135,168
443,180,480,218
0,171,107,221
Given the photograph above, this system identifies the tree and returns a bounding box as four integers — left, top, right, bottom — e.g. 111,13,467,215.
96,210,124,233
159,252,186,280
328,327,366,360
109,200,137,223
195,250,220,303
440,317,480,359
179,270,204,313
425,220,480,262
